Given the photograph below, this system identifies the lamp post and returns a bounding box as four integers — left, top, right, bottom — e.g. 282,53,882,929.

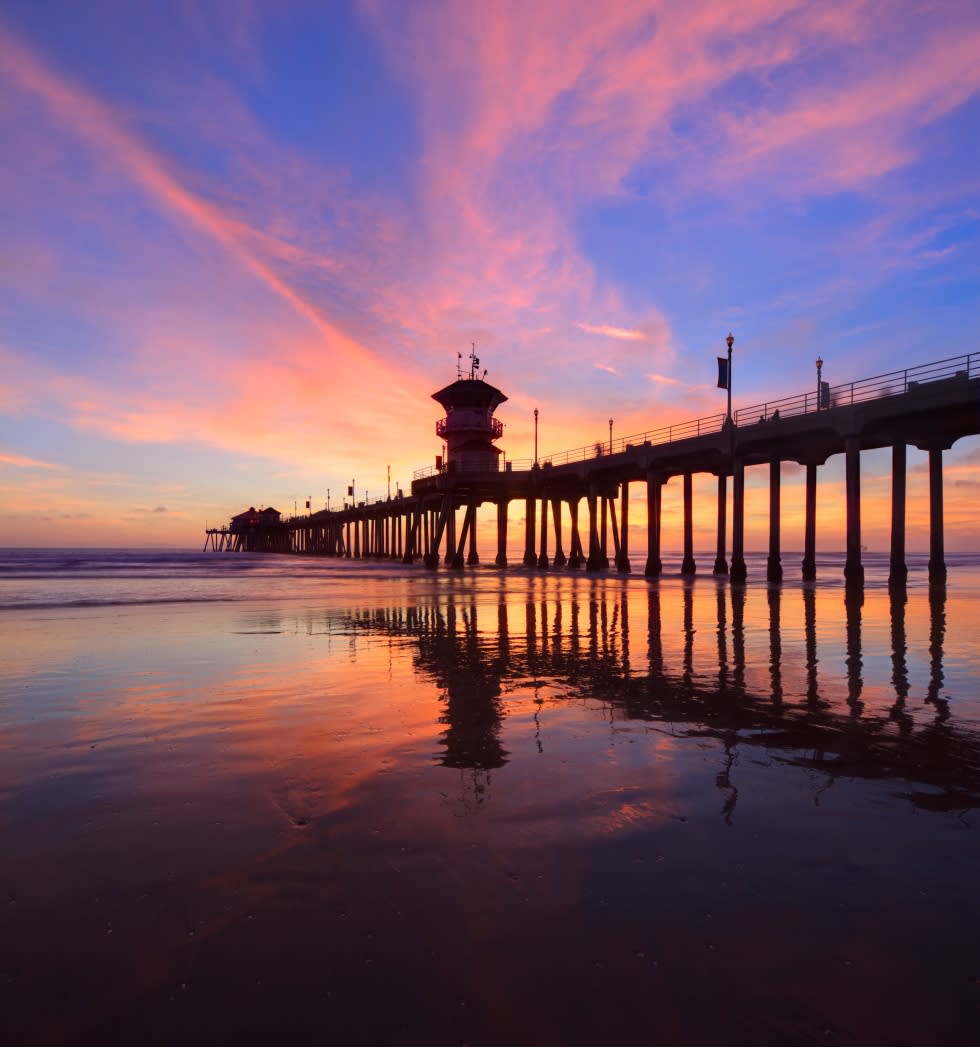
327,488,330,511
609,418,614,455
534,408,539,466
387,465,391,500
726,332,734,421
816,356,824,410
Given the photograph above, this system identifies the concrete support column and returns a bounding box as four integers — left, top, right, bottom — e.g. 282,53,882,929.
888,443,907,588
586,485,604,571
568,499,584,568
713,473,728,575
467,503,479,566
617,483,631,573
495,501,508,567
444,505,456,565
681,472,696,575
551,499,567,567
928,447,947,587
767,459,783,583
644,471,663,577
730,459,747,583
600,496,610,567
844,437,864,589
354,517,361,559
523,496,537,567
802,463,817,581
537,496,550,569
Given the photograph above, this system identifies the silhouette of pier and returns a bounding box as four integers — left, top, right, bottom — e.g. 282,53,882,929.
207,351,979,588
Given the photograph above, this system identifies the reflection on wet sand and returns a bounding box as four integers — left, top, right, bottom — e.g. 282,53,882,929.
336,580,978,815
3,565,979,1047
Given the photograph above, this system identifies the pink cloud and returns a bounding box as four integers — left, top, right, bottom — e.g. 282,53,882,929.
0,26,385,375
0,451,63,470
579,322,646,341
645,373,683,386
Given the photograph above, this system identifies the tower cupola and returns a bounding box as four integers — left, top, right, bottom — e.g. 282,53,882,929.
432,346,507,473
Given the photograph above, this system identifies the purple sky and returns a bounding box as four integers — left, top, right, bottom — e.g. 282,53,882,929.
1,1,978,549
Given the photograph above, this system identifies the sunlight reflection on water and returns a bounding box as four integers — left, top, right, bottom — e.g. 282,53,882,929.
1,550,978,1044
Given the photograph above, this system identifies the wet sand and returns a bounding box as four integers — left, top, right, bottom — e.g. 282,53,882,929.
2,555,979,1045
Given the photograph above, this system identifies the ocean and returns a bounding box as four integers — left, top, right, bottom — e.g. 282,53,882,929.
1,547,978,1045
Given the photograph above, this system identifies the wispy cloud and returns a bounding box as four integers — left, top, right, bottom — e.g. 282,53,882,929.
579,322,646,342
645,373,683,386
0,451,63,470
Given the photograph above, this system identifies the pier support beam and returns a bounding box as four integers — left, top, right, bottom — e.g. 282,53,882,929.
802,463,817,581
889,443,907,588
586,486,604,571
444,503,456,565
644,471,663,578
552,499,567,567
928,446,947,587
844,437,864,589
617,483,631,573
568,499,585,568
712,473,728,576
495,501,508,567
730,458,747,583
466,501,480,566
537,496,550,569
767,459,783,584
681,472,696,575
523,496,537,567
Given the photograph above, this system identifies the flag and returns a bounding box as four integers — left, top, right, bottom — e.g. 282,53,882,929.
717,357,730,390
347,485,354,496
305,500,310,509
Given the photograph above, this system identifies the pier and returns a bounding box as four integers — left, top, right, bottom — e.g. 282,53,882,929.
207,351,979,588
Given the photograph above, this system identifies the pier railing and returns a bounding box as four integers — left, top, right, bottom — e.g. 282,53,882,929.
735,352,977,425
410,351,977,483
412,412,727,479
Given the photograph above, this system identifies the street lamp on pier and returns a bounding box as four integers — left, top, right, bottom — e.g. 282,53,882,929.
726,332,734,421
534,408,539,466
609,418,614,454
816,356,824,410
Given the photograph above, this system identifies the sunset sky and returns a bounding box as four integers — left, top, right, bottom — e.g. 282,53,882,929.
2,1,978,551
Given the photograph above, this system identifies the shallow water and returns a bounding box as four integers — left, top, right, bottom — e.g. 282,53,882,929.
1,549,978,1045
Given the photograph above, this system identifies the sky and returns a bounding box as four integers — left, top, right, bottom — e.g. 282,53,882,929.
1,0,978,552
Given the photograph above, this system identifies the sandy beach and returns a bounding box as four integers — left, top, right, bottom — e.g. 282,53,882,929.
1,549,978,1045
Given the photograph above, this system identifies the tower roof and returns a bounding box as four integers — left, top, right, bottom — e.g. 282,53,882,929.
431,378,508,411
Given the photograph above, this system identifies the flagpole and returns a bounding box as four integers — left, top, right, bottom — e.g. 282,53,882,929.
726,332,734,422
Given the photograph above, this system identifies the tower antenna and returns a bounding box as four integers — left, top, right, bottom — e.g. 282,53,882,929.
469,342,480,381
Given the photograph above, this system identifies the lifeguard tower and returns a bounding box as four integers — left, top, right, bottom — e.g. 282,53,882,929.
432,346,507,473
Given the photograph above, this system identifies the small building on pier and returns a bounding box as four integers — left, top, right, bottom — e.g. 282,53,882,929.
230,506,282,531
432,347,507,474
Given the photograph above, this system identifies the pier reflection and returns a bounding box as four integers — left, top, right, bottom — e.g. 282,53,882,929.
333,579,979,815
